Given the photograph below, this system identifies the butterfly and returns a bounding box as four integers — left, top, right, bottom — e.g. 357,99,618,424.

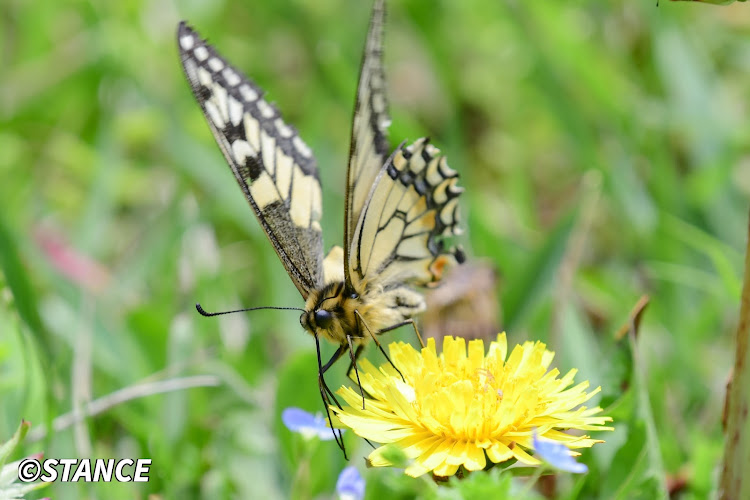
178,0,463,449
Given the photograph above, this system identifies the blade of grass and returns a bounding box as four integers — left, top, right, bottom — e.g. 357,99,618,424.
502,209,577,332
719,208,750,499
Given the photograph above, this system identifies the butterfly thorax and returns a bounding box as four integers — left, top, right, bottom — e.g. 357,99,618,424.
300,280,423,345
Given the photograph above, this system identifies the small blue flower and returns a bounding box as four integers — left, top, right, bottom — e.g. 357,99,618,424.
336,466,365,500
532,430,588,474
281,407,340,441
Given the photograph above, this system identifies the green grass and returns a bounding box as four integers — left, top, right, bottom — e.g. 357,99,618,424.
1,0,748,498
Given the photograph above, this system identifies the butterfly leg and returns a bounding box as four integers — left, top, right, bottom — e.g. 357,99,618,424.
341,340,378,449
377,318,424,348
354,310,406,382
345,344,365,377
319,343,348,409
345,340,366,409
314,335,348,456
412,320,425,348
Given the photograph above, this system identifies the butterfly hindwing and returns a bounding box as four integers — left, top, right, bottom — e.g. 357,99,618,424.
348,138,464,295
344,0,391,285
178,23,324,298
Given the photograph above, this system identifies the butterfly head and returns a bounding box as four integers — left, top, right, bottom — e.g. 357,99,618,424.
300,281,363,345
312,309,334,329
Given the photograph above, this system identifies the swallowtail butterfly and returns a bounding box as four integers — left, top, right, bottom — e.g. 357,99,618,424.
178,0,464,449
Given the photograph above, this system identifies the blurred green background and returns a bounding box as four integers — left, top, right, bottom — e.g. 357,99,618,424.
1,0,748,498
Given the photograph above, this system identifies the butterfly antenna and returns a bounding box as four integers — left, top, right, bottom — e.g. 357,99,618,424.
196,303,304,317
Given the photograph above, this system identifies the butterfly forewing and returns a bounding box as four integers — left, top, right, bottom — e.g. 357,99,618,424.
343,0,391,285
178,23,324,298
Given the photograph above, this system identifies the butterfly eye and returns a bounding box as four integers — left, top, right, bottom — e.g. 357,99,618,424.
314,309,334,329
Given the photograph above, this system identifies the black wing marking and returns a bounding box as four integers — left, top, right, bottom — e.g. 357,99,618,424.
178,22,323,298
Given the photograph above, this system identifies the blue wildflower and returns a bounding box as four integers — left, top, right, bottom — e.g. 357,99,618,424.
532,430,589,474
336,466,365,500
281,407,339,441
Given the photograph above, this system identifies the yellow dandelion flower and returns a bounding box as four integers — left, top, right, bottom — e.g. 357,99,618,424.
331,334,612,478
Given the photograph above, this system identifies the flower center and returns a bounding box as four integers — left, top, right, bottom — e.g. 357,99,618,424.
410,364,509,442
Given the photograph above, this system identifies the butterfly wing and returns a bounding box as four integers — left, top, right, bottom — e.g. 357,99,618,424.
178,23,324,298
348,138,464,298
343,1,464,320
343,0,391,285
